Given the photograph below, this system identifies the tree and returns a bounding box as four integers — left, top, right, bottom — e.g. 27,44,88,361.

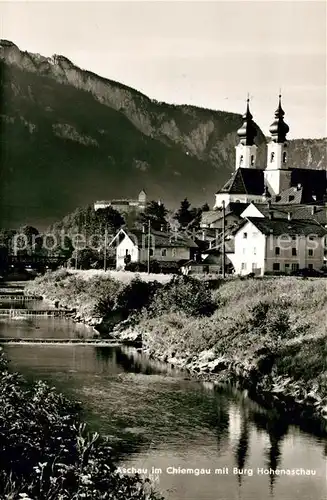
174,198,194,228
141,201,168,231
16,225,39,255
0,229,17,253
71,247,100,270
95,206,125,234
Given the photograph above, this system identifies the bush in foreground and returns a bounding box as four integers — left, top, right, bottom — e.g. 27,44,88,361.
0,352,163,500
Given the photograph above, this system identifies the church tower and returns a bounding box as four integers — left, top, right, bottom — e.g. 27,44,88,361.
235,97,257,170
264,94,291,195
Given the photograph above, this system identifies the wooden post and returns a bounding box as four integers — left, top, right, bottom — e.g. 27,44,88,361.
222,200,226,278
147,219,151,274
104,229,107,272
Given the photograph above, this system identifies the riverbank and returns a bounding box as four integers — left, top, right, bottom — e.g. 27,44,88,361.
0,348,163,500
25,271,327,430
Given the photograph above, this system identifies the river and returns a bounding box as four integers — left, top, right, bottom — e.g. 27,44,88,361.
0,292,326,500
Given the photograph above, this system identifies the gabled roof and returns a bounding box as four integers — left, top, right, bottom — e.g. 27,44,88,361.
110,228,198,249
272,186,303,204
243,202,327,225
227,202,250,216
217,168,265,196
245,217,327,237
201,203,248,226
200,210,222,225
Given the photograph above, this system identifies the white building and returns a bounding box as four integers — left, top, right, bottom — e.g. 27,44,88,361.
94,190,147,213
228,217,327,276
110,227,198,270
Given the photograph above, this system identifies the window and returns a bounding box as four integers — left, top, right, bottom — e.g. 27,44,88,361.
270,152,275,162
125,249,129,255
172,248,176,257
308,235,315,241
273,263,280,271
292,248,297,256
241,263,247,271
252,232,257,238
243,232,248,239
292,263,299,271
161,248,167,257
283,151,287,163
252,262,257,270
285,263,290,270
308,249,313,257
289,195,295,202
251,155,255,166
292,235,297,240
275,196,281,202
275,247,280,255
149,248,154,257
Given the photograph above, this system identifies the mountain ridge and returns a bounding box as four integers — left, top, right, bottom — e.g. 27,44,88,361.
0,40,326,229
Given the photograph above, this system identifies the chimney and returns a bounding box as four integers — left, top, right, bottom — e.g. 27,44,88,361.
297,183,302,191
267,200,272,209
142,224,146,233
202,229,206,241
268,211,274,220
160,224,164,232
311,206,316,215
288,212,292,221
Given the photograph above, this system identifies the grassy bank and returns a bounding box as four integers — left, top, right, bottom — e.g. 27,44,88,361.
0,349,163,500
136,277,327,425
26,271,327,426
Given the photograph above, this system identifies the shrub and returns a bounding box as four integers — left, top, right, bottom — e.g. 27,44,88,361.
0,351,163,500
116,277,161,313
149,276,216,317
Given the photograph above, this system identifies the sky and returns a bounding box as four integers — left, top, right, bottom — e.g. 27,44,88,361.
1,0,326,139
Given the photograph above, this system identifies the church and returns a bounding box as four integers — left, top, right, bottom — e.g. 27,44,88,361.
199,97,327,276
203,95,327,229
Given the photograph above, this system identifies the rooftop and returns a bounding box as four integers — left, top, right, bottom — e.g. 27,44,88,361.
246,217,327,237
218,168,265,196
113,228,198,249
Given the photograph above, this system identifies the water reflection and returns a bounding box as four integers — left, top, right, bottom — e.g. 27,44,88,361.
5,340,327,500
234,405,250,486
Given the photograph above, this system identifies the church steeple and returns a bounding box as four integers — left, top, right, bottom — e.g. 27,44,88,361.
237,97,257,146
235,96,258,170
264,93,291,196
269,93,289,143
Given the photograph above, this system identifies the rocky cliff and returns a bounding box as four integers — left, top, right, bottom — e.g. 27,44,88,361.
0,40,325,228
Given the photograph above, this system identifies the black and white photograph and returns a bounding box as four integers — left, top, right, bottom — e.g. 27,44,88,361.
0,1,326,499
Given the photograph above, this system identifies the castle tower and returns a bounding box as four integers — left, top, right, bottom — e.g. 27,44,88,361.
264,94,291,195
235,97,258,170
138,189,147,209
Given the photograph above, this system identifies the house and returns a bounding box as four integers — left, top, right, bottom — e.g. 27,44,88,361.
228,217,327,276
240,202,327,226
181,252,234,275
201,202,248,229
181,253,221,275
94,190,147,213
109,227,198,270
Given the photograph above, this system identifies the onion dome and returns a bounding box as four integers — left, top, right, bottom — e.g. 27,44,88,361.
237,98,257,146
269,94,289,143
